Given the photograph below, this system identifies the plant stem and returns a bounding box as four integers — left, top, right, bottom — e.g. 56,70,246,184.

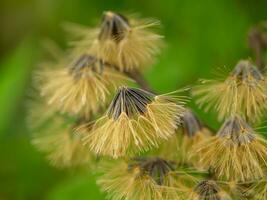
248,25,267,71
124,70,154,93
103,60,154,92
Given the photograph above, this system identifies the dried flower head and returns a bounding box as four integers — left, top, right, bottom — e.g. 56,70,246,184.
189,180,232,200
31,117,92,168
193,60,267,122
97,157,186,200
38,54,129,118
159,109,212,166
247,178,267,200
195,115,267,181
69,11,163,72
79,86,185,158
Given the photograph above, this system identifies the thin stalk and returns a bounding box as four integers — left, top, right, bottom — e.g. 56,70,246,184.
248,25,267,71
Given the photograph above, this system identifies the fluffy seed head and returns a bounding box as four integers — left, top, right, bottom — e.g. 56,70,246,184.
195,115,267,181
194,180,221,199
79,86,185,158
38,54,128,118
193,60,267,122
97,157,184,200
190,180,231,200
95,11,163,71
68,11,163,72
128,157,176,185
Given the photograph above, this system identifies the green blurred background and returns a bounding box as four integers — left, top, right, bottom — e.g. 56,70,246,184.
0,0,267,199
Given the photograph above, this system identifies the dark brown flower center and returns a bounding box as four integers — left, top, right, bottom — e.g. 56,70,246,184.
69,54,104,78
107,87,155,120
231,60,264,82
182,109,203,138
98,11,130,42
218,116,255,145
194,180,221,200
128,157,176,185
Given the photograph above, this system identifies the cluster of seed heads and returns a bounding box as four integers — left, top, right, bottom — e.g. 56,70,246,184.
30,11,267,200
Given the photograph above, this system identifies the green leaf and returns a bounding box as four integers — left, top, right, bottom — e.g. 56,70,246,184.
0,39,38,135
47,173,105,200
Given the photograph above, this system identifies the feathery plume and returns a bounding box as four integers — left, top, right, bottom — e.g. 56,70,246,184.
193,60,267,122
195,115,267,181
97,157,188,200
79,86,185,158
38,54,129,118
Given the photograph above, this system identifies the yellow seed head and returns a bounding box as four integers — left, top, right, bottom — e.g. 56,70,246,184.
195,115,267,181
67,11,163,72
193,60,267,122
38,54,129,118
190,180,232,200
97,157,186,200
79,86,185,158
